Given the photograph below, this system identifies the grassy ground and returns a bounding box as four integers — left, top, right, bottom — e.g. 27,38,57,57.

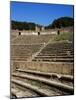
53,32,73,42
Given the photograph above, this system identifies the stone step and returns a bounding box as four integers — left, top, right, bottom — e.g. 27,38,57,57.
16,69,73,81
12,72,74,94
12,78,60,97
39,53,74,56
11,83,39,98
40,50,73,55
11,88,29,98
35,55,73,59
32,58,74,62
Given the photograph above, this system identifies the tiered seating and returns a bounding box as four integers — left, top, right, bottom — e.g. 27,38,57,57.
11,32,74,98
10,35,18,41
11,69,74,98
11,44,42,61
33,42,74,62
12,34,54,44
11,34,55,61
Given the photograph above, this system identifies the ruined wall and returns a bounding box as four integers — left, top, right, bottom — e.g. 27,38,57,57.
12,61,73,75
11,26,73,36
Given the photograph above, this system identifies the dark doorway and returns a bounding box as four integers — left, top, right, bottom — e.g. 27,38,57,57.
38,32,40,35
19,32,21,35
57,30,60,35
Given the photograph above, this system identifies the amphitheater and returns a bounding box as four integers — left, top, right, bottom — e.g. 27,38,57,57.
10,27,74,98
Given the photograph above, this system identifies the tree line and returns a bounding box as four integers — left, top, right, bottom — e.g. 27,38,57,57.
45,17,74,29
11,21,36,30
11,17,74,30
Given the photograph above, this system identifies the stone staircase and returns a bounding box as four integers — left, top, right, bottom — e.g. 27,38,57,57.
11,69,74,98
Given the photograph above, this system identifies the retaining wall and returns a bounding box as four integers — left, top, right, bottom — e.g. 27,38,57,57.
12,61,74,75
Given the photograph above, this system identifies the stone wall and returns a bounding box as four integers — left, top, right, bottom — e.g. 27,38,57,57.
12,61,74,75
11,26,73,36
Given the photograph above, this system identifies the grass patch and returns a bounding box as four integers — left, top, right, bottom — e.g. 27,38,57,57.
53,32,73,42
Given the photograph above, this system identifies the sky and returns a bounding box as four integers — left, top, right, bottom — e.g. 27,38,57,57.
11,2,74,26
